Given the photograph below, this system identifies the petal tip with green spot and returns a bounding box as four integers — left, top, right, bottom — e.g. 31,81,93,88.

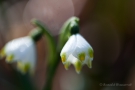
64,62,70,70
74,61,82,74
87,60,92,68
17,62,31,74
5,55,14,63
61,53,67,63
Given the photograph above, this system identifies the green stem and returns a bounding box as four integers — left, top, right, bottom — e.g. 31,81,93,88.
32,19,56,64
32,19,58,90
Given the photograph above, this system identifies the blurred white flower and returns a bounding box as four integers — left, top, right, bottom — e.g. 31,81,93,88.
0,36,36,74
60,34,93,74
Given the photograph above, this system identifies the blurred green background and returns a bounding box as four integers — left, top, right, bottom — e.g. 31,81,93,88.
0,0,135,90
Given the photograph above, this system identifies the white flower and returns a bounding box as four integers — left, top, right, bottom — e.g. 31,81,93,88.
60,34,93,74
0,36,36,74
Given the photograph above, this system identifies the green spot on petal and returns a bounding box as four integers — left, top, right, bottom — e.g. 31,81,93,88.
88,48,93,58
17,62,30,74
6,54,14,63
78,52,85,62
74,61,82,74
61,53,66,63
24,63,30,73
64,62,70,70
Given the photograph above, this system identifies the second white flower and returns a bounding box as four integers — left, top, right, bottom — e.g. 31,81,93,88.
60,34,94,74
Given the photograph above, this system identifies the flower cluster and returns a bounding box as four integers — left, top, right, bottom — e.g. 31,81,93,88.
0,17,94,75
60,34,93,74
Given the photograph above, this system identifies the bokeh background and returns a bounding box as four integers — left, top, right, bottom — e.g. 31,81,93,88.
0,0,135,90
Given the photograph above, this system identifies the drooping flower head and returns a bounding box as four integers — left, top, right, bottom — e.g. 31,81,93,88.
60,34,93,74
0,36,36,74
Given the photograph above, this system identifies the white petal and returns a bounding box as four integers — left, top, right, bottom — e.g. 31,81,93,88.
71,34,93,61
67,54,78,64
60,35,77,62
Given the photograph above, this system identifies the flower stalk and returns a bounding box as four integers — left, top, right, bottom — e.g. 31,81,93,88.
32,19,58,90
32,19,57,63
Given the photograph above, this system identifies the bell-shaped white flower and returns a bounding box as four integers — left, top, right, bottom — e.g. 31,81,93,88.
0,36,36,74
60,34,93,74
